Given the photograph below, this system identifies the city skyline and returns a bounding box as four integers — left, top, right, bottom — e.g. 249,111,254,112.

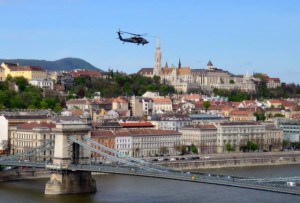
1,0,299,83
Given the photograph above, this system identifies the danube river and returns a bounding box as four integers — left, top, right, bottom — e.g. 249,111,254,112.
0,164,300,203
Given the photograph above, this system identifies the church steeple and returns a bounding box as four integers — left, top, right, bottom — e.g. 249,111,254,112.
153,35,162,76
165,61,168,68
178,58,181,69
207,60,214,70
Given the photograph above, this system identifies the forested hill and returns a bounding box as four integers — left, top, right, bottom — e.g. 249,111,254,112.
0,57,103,72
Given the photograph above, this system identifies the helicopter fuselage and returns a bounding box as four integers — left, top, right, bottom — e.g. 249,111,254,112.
117,31,149,45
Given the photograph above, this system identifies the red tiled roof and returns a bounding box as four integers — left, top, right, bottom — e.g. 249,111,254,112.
91,130,116,137
230,110,252,116
68,109,84,116
182,94,201,100
281,100,297,107
153,98,172,104
266,77,280,83
120,122,154,128
112,97,128,103
9,65,45,72
231,102,242,107
70,70,102,78
92,129,180,137
17,122,55,130
268,99,282,104
128,129,180,136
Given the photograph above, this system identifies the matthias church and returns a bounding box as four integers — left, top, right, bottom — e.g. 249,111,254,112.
138,37,256,93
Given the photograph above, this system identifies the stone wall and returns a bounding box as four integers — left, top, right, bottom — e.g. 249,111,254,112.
159,153,300,170
0,169,50,181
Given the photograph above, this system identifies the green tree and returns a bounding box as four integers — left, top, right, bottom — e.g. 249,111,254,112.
225,143,234,152
74,76,86,85
76,86,86,98
274,113,285,118
53,103,62,113
10,95,25,108
153,75,161,85
203,101,211,112
14,76,28,91
40,100,49,109
191,144,198,154
159,146,169,155
0,91,10,108
0,103,5,110
247,141,259,151
282,140,289,149
253,111,266,121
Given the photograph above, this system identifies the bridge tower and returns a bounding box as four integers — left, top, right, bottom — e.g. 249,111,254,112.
45,122,96,195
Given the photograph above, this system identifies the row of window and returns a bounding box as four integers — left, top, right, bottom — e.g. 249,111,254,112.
12,133,55,140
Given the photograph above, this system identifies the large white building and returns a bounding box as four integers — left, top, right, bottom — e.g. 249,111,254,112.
115,129,181,157
179,124,217,154
29,78,54,90
150,114,192,131
179,121,283,154
10,122,56,161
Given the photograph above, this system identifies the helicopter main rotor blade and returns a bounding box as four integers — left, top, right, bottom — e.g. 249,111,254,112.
121,31,147,36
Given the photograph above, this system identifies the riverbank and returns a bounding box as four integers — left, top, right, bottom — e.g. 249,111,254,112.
157,151,300,170
0,168,50,182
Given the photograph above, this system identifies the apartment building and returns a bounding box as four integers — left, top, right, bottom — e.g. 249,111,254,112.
179,124,217,154
10,122,56,161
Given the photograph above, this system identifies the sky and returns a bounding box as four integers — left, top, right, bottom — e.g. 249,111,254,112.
1,0,300,84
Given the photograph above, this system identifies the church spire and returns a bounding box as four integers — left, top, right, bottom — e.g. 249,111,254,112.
165,61,168,68
153,35,162,76
178,58,181,69
207,60,214,69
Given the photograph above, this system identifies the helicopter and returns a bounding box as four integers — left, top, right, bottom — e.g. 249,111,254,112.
117,30,149,45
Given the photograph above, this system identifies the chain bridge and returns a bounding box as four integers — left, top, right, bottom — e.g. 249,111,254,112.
1,122,300,195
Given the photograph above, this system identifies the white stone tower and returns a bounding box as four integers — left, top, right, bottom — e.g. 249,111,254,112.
153,35,162,77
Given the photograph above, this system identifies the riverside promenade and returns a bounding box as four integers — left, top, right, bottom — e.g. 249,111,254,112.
156,151,300,170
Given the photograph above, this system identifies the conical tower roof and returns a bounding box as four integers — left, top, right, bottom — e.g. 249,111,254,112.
207,60,213,67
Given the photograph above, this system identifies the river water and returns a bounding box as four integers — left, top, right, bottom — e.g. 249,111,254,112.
0,164,300,203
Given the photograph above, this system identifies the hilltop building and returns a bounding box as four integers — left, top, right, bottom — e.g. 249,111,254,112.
0,62,47,81
137,37,257,93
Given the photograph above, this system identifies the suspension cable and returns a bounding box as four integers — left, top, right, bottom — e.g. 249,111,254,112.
83,136,171,172
69,136,165,172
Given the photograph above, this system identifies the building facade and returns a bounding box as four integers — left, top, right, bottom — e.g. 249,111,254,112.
179,124,217,154
216,122,266,153
10,122,56,161
0,63,47,81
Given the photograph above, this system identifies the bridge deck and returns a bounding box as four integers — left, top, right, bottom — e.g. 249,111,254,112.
1,159,300,196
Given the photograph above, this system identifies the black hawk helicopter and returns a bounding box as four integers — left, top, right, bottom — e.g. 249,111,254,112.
117,30,149,45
